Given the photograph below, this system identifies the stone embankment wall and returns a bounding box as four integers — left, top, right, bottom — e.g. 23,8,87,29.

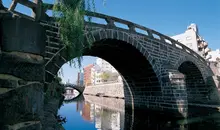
0,14,46,129
0,15,64,129
84,95,125,112
209,62,220,90
84,82,124,98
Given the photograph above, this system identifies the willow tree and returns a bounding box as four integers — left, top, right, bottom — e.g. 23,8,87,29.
52,0,97,68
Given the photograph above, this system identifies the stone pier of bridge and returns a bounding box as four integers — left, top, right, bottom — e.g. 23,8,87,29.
0,2,220,125
0,12,46,127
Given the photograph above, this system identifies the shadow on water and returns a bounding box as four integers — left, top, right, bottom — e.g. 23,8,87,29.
59,94,220,130
1,85,220,130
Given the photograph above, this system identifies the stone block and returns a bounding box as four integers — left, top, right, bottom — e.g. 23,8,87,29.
4,121,41,130
0,82,44,125
0,78,18,88
1,17,46,56
0,53,44,82
84,83,124,98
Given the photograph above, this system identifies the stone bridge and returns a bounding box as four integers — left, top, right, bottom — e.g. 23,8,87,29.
0,1,219,118
63,83,85,94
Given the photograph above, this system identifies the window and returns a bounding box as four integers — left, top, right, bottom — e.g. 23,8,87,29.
186,36,192,40
177,39,182,42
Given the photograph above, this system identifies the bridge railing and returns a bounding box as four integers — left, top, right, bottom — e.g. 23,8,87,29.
3,2,206,64
6,0,43,21
84,11,206,64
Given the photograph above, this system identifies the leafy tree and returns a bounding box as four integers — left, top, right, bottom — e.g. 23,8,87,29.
56,76,62,83
52,0,97,68
100,72,110,81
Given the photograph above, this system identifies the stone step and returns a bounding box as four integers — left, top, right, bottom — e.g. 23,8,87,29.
40,21,59,27
45,51,55,58
45,70,56,77
44,57,50,62
46,46,60,53
46,35,62,43
46,41,64,48
4,121,41,130
43,25,59,32
45,73,56,83
46,30,60,37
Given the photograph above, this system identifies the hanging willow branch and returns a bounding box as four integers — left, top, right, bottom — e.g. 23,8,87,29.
52,0,96,68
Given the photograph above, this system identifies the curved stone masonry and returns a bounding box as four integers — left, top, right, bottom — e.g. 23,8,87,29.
62,83,85,94
3,2,219,118
39,10,217,117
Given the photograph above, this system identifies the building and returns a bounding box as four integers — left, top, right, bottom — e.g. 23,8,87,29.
91,64,103,85
208,49,220,62
207,49,220,76
171,23,211,60
76,72,84,86
83,64,94,86
81,102,92,122
96,58,118,73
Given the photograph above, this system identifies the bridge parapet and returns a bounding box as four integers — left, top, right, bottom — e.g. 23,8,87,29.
62,83,85,94
3,2,207,65
5,0,45,21
83,11,206,64
41,4,207,65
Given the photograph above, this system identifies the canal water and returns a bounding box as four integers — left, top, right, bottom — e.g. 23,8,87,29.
59,95,220,130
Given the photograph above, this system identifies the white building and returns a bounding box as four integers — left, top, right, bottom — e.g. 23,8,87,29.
171,23,211,60
96,58,118,73
91,64,103,85
208,49,220,62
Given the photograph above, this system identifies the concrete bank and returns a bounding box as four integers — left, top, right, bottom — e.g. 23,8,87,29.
84,95,125,112
83,82,124,98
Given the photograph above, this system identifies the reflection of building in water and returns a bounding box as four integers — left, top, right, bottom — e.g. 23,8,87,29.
76,101,84,112
91,104,124,130
110,112,121,130
90,103,95,122
101,109,121,130
95,105,102,129
82,102,92,121
64,87,80,100
79,101,125,130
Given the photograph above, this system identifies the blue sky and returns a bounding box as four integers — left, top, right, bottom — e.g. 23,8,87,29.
3,0,219,83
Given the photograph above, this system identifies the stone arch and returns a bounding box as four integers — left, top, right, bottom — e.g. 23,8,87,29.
47,29,163,109
178,60,208,104
174,55,209,82
84,29,162,84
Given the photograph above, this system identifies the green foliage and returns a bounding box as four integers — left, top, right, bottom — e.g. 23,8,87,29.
55,75,62,83
100,72,110,81
52,0,96,68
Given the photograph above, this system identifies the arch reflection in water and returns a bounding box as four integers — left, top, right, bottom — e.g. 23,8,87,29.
58,95,220,130
64,87,79,100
